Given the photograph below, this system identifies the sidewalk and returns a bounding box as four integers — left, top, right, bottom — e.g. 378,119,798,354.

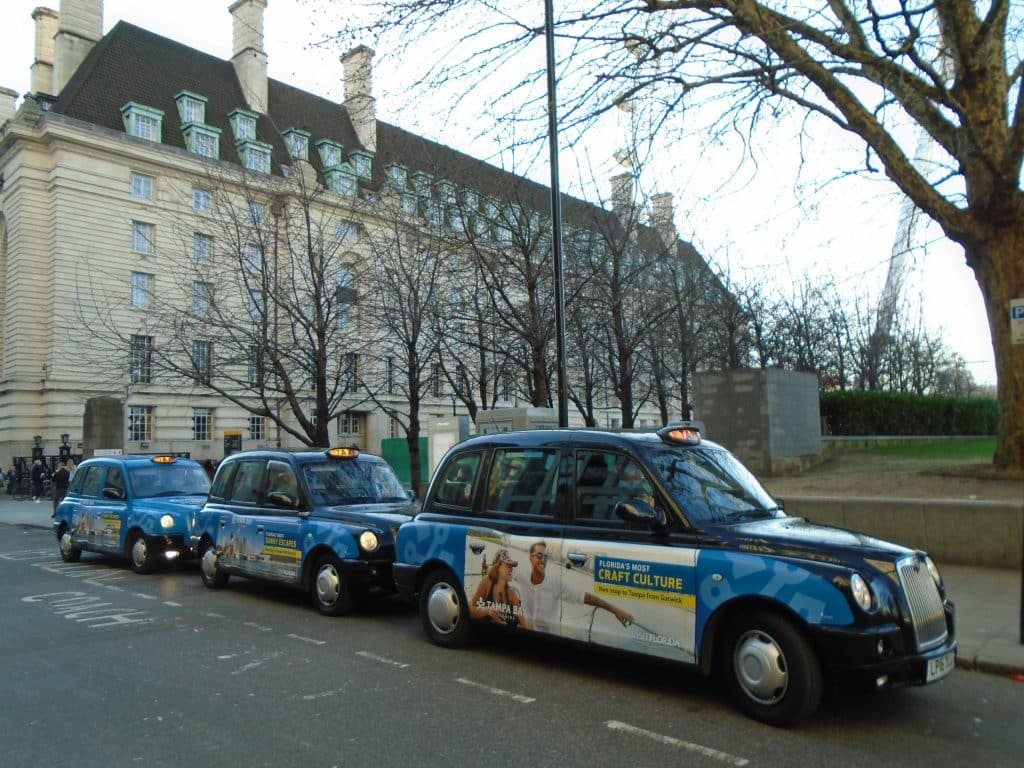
1,494,1021,678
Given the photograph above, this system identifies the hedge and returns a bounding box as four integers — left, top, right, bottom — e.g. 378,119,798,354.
820,391,998,436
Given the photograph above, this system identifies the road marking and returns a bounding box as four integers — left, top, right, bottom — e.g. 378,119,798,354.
302,686,346,701
21,591,153,628
356,650,409,668
456,677,535,703
163,601,182,608
287,633,326,646
133,592,157,601
230,651,282,675
204,612,227,619
244,621,272,632
605,721,749,766
0,548,54,561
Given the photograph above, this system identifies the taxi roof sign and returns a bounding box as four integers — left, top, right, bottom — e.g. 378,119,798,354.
325,447,359,460
657,423,702,446
150,455,178,464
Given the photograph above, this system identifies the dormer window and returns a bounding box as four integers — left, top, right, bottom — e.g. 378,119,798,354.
440,181,456,205
412,171,433,195
175,91,207,125
121,103,164,143
349,150,373,180
238,140,273,174
316,139,344,169
326,167,358,197
183,124,221,159
462,189,479,212
401,193,417,215
229,109,258,141
386,163,407,190
283,128,310,161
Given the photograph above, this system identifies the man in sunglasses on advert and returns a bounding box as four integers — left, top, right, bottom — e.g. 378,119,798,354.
516,540,634,635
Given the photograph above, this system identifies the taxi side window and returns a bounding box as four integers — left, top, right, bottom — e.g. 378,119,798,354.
575,451,655,523
265,461,299,504
78,466,104,498
435,453,481,509
485,448,558,517
209,461,236,501
229,460,265,504
106,467,126,500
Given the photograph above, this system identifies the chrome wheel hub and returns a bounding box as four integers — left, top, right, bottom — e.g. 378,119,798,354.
59,531,73,556
201,547,219,580
734,629,788,705
316,564,341,607
426,582,461,635
131,536,148,567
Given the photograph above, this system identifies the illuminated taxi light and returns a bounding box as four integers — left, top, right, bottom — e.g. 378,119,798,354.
657,423,702,445
358,530,380,553
151,455,178,464
326,447,359,460
160,514,175,529
164,551,180,561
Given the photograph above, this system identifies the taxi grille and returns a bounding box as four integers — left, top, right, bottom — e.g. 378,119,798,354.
897,557,948,651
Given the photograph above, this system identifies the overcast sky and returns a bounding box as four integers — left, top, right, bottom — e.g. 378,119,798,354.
0,0,997,386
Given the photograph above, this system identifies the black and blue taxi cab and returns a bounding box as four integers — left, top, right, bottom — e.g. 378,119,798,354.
393,425,956,727
192,447,415,616
53,454,211,573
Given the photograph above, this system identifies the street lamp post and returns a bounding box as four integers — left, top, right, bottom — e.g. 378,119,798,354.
544,0,569,428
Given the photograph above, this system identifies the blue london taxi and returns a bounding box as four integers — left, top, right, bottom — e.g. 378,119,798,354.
393,425,957,727
192,447,415,616
53,454,211,573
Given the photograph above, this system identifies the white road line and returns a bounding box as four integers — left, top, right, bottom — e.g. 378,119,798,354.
204,612,227,619
302,687,346,701
243,621,272,632
287,633,326,646
356,650,409,668
163,601,182,607
133,592,157,601
455,677,535,703
606,721,749,766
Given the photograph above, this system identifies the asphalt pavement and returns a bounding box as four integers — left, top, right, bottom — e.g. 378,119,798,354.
2,493,1021,679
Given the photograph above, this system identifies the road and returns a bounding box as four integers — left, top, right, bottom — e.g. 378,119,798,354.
2,525,1022,768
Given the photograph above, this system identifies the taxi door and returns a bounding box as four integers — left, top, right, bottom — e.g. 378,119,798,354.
248,460,305,583
559,448,699,664
71,463,127,554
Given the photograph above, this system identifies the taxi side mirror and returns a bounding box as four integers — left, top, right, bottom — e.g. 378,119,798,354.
615,500,666,530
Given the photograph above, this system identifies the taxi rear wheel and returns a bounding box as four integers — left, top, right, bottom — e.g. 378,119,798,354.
199,540,229,589
57,526,81,563
127,531,155,574
420,568,474,649
720,609,822,727
312,554,354,617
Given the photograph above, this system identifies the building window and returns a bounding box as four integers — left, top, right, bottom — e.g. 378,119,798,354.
342,353,358,393
130,271,153,309
192,407,213,441
175,91,207,124
335,220,359,244
247,345,263,387
193,187,212,213
386,163,407,189
132,221,154,253
317,140,344,168
248,414,265,441
431,363,443,397
229,109,258,141
192,340,212,384
245,243,262,272
128,405,154,442
129,335,153,384
183,124,221,159
131,172,153,200
335,267,356,329
386,357,395,395
247,290,263,323
326,168,357,196
422,199,441,226
248,201,264,226
193,233,213,262
350,151,372,179
238,140,273,173
192,281,213,316
401,193,417,216
284,128,310,160
412,171,433,194
121,102,163,142
337,411,361,435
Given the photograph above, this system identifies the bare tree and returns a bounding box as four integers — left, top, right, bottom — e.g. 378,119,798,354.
332,0,1024,468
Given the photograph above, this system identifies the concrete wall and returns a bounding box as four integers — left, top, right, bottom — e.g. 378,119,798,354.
781,496,1024,568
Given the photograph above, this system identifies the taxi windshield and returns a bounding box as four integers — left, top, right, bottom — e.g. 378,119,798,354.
302,459,407,506
644,446,782,525
129,463,211,499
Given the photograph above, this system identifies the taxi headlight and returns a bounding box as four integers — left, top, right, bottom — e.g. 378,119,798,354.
159,514,175,529
850,572,875,613
923,555,942,586
358,530,379,553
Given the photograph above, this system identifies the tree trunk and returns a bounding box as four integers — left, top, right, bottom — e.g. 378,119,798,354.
971,218,1024,470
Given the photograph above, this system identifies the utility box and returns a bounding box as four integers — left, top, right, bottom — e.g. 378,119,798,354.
475,407,558,434
693,369,822,475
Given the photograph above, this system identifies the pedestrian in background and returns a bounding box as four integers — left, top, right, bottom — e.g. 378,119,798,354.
51,460,71,514
30,458,46,502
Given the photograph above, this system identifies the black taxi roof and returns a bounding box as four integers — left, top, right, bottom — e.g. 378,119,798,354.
444,428,724,453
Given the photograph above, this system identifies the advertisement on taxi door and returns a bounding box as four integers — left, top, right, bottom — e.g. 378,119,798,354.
464,531,697,662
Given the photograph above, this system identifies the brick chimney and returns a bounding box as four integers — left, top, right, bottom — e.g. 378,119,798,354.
341,45,376,152
230,0,268,114
650,192,677,248
53,0,102,95
31,7,59,96
610,172,634,217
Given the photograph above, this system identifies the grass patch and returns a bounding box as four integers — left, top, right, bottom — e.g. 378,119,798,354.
859,438,996,461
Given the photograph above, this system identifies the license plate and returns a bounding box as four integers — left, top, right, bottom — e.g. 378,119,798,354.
926,650,955,682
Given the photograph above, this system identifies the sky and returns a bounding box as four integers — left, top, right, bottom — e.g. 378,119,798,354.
0,0,998,386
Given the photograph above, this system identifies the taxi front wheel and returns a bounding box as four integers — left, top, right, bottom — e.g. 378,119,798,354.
720,609,822,727
199,540,229,589
128,531,155,574
312,554,354,617
421,569,474,649
58,526,81,563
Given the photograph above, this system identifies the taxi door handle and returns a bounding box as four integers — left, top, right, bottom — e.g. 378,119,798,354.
256,525,265,532
567,553,588,568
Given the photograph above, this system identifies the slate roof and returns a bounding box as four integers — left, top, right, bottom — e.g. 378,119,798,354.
49,20,708,267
